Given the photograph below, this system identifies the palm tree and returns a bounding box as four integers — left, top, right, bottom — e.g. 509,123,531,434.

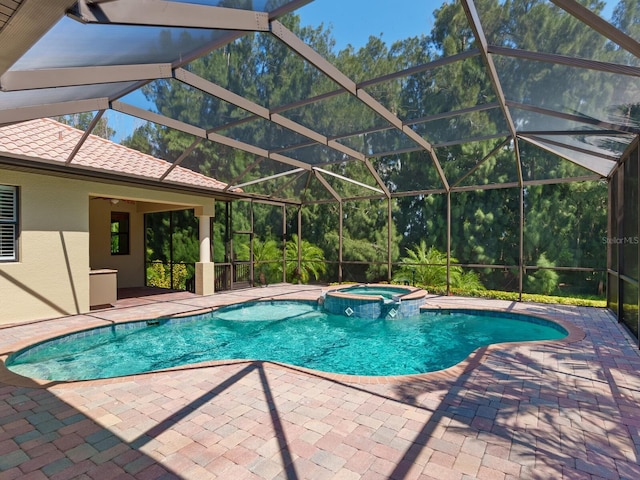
394,241,447,286
237,237,282,285
394,241,484,290
285,234,327,284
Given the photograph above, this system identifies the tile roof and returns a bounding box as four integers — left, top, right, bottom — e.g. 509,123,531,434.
0,118,228,191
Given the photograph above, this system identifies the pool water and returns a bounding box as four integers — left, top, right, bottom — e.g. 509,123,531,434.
7,301,567,381
338,286,410,299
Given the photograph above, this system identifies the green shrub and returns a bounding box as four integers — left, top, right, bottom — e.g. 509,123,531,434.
403,282,606,307
146,262,190,290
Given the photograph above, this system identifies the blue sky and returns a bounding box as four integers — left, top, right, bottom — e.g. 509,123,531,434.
296,0,434,51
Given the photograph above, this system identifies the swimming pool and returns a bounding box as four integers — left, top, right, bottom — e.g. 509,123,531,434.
6,301,568,381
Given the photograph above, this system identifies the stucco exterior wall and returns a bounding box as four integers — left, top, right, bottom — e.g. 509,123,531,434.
1,169,90,325
0,167,215,325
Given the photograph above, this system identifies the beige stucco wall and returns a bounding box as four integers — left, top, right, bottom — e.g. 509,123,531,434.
0,167,215,325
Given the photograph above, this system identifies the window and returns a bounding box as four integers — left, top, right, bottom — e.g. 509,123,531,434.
110,211,130,255
0,185,18,262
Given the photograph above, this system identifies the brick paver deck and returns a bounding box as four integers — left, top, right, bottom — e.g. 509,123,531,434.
1,284,639,479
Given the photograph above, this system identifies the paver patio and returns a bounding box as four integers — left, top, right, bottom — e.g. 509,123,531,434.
1,284,640,479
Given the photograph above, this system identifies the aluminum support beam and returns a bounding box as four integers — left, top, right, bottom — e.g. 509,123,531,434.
358,50,482,89
522,134,619,162
175,68,366,161
1,64,173,91
407,102,501,126
461,0,524,189
451,182,520,192
313,171,342,202
70,0,269,31
519,184,524,300
282,205,287,283
66,110,106,165
0,0,75,77
519,129,631,137
297,208,302,281
524,175,601,186
446,191,451,294
387,198,392,282
174,68,270,118
268,152,312,170
232,168,305,189
488,45,640,78
224,158,264,192
313,167,384,194
348,132,511,159
269,170,308,199
112,100,311,171
0,98,109,125
159,137,203,181
433,133,510,148
271,21,357,94
549,0,640,58
507,101,640,135
452,138,512,188
112,100,206,138
364,158,391,198
338,201,343,283
520,136,614,177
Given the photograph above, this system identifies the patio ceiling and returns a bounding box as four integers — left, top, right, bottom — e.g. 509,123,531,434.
0,0,638,205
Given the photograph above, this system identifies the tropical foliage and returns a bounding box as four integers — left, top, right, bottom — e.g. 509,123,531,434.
237,238,282,285
285,234,327,284
394,242,484,291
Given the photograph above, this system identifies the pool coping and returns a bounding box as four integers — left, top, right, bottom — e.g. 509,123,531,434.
0,295,585,389
323,283,427,302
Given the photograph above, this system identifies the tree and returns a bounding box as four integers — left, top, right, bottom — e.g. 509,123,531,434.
53,113,115,140
285,234,327,284
121,123,157,154
237,237,282,285
393,241,484,291
525,253,559,295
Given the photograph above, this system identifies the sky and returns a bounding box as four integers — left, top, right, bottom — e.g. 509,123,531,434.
295,0,434,51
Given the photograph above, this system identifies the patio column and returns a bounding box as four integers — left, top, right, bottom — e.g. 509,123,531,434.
195,206,215,296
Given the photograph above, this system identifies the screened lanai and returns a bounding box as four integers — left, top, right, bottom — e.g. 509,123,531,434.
0,0,639,336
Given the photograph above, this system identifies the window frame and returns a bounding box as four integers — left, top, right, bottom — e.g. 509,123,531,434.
110,211,130,256
0,185,18,262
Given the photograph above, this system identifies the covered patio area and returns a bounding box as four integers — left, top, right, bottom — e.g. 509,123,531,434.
1,285,639,479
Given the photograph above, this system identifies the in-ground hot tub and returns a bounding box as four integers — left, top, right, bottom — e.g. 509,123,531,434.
322,284,427,319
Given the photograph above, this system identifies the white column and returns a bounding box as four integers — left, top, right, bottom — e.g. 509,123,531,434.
199,214,211,263
196,214,214,296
